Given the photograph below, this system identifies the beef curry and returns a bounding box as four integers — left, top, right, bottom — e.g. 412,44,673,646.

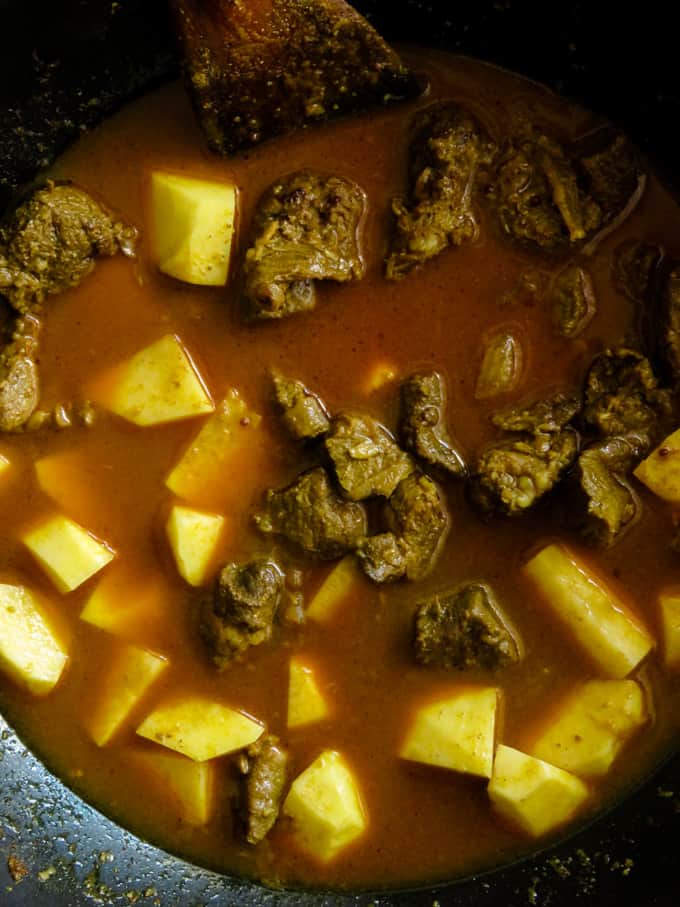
1,47,680,890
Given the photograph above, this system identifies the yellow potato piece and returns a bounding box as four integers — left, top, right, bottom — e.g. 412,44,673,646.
151,171,237,286
136,695,263,761
306,556,362,623
634,427,680,502
529,680,647,777
23,514,115,593
166,505,225,586
488,744,590,838
400,686,498,778
288,657,330,729
658,590,680,669
283,750,367,863
523,543,654,678
92,334,214,427
165,389,262,508
134,748,214,825
0,583,69,695
80,566,170,642
87,644,168,746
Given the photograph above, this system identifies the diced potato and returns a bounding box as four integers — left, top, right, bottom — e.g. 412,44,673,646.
86,644,168,746
23,514,115,593
165,389,262,507
288,657,330,728
529,680,647,777
0,583,69,695
634,427,680,502
91,334,214,427
523,544,654,678
151,171,237,286
136,695,263,761
360,361,398,394
283,750,367,862
133,748,214,825
80,566,170,641
488,744,590,838
658,590,680,669
306,556,362,623
166,505,225,586
400,687,498,778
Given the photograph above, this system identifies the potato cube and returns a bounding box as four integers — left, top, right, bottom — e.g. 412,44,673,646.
488,744,590,837
0,583,69,696
91,334,214,427
166,505,225,586
136,695,263,761
134,748,214,825
151,171,237,286
523,544,653,678
634,428,680,502
529,680,647,777
283,750,367,862
23,514,115,593
86,644,168,746
306,556,362,623
165,389,262,508
658,590,680,669
80,566,170,642
400,686,498,778
288,657,330,729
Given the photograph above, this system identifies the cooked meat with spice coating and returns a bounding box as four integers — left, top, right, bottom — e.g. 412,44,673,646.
414,584,521,670
575,447,638,546
200,561,283,668
325,412,414,500
579,132,642,222
582,348,672,443
358,472,449,582
613,239,662,304
0,305,39,432
651,260,680,386
244,171,366,320
551,263,596,338
0,181,135,314
386,103,496,279
272,371,330,440
255,467,367,559
491,393,581,435
235,734,288,845
399,371,466,476
171,0,420,156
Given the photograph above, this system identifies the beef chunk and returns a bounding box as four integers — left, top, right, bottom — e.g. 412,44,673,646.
399,372,466,477
579,133,642,222
0,182,135,314
0,307,39,432
386,103,496,279
325,412,414,500
576,447,638,546
255,467,367,559
582,348,672,443
551,263,596,338
272,371,330,440
652,261,680,386
235,734,288,845
471,430,578,514
414,584,521,670
613,239,662,304
200,561,283,668
171,0,420,156
491,393,581,435
243,170,365,320
357,472,449,582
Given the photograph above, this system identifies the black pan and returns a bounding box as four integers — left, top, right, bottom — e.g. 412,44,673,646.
1,1,679,904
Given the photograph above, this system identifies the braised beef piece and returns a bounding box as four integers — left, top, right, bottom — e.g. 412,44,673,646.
235,734,288,845
414,584,521,670
0,182,135,314
651,261,680,387
575,446,639,547
171,0,420,156
200,561,283,668
578,133,642,222
357,472,449,582
255,467,367,560
491,393,581,435
551,263,596,338
386,103,496,279
582,348,672,446
399,372,466,476
243,170,366,320
0,304,39,432
272,372,330,441
325,412,414,500
613,239,662,304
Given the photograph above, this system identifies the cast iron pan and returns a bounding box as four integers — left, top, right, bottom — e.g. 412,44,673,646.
1,1,679,904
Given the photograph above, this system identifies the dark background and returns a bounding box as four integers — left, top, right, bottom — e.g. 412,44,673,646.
1,1,679,904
